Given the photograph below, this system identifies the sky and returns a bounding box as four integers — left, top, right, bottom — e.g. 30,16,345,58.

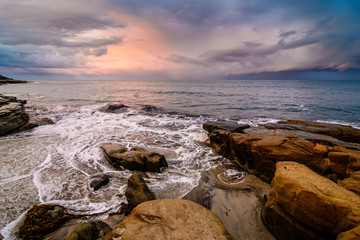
0,0,360,80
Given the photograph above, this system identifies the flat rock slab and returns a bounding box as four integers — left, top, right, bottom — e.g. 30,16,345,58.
203,121,250,134
100,199,234,240
264,119,360,144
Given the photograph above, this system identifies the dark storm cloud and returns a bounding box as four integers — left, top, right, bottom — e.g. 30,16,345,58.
0,0,125,69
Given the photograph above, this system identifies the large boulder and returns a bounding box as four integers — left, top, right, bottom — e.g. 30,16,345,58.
263,162,360,240
101,144,168,172
0,94,29,136
125,172,155,208
264,119,360,144
100,199,234,240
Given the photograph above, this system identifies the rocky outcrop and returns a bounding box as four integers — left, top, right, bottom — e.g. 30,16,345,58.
100,199,234,240
19,204,76,240
263,162,360,240
264,119,360,144
125,172,155,208
203,121,360,185
0,74,27,85
101,144,168,172
0,94,29,136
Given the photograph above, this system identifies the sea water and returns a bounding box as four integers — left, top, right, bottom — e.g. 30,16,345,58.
0,79,359,239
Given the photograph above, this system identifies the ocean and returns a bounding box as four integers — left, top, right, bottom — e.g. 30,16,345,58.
0,79,359,239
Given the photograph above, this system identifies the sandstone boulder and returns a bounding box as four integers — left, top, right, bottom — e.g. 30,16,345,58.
100,199,234,240
101,144,168,172
125,172,155,208
263,162,360,240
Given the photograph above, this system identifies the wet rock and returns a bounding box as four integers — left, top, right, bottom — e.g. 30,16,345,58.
264,119,360,144
19,204,76,240
98,104,129,113
100,199,234,240
0,94,29,136
263,162,360,240
203,121,250,134
125,172,155,209
101,144,168,172
204,122,360,183
89,173,110,191
184,164,274,240
62,221,112,240
205,128,330,182
141,105,159,114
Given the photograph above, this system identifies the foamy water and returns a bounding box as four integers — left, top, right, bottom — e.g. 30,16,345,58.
0,100,238,239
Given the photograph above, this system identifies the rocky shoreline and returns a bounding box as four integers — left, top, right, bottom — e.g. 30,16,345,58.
0,75,27,85
2,96,360,239
203,120,360,240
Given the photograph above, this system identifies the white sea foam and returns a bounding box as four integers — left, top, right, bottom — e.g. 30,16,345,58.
0,102,221,238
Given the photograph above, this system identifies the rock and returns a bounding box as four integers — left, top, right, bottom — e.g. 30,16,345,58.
125,172,155,208
19,204,76,240
204,123,360,183
264,119,360,144
337,225,360,240
101,144,168,172
338,171,360,196
203,121,250,134
89,173,110,191
183,164,275,240
100,199,234,240
205,128,329,182
98,104,129,113
63,221,112,240
263,162,360,240
0,94,29,136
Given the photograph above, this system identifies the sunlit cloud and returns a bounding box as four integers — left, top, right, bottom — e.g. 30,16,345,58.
0,0,359,80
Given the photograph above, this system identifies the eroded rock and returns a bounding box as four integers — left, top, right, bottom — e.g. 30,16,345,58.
100,199,234,240
263,162,360,240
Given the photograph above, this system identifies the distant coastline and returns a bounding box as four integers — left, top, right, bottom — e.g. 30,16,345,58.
0,74,28,85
